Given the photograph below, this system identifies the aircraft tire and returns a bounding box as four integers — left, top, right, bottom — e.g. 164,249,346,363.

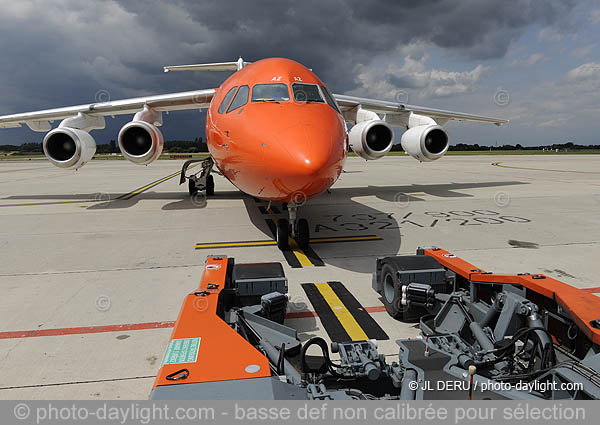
297,218,309,249
380,263,403,319
188,178,198,196
277,219,289,250
206,175,215,196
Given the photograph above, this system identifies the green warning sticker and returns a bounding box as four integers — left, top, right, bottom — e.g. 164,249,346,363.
162,338,201,365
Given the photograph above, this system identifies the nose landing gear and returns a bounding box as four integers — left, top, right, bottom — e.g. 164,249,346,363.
180,157,215,196
188,174,214,196
276,203,310,250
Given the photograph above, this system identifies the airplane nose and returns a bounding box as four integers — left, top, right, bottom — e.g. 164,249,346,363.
271,122,345,199
295,143,332,177
288,124,334,170
299,156,324,176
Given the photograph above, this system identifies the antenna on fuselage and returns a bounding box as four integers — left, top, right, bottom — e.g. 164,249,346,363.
163,57,250,73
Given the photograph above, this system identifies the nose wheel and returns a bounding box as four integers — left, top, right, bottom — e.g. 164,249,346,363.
182,158,215,197
296,218,309,249
276,204,310,250
188,174,214,196
276,219,289,250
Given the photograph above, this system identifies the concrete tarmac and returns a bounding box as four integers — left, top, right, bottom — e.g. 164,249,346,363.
0,155,599,399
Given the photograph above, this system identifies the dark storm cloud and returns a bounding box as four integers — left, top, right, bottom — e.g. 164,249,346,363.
385,74,422,90
0,0,577,144
163,0,577,82
348,0,577,58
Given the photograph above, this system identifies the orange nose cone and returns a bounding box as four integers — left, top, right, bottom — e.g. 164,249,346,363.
270,122,345,202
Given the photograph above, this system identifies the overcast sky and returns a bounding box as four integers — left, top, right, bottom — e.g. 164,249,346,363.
0,0,599,146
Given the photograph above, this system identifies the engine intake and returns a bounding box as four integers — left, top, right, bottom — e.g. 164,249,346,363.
349,120,394,160
400,124,449,162
118,121,164,165
43,128,96,169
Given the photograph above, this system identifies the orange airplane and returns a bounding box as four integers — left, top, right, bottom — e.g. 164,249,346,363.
0,57,507,249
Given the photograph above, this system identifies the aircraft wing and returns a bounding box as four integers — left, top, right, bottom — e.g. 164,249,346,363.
333,94,508,126
0,89,215,131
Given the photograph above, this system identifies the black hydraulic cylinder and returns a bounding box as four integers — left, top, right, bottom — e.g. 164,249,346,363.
356,347,380,381
469,322,494,352
480,300,501,328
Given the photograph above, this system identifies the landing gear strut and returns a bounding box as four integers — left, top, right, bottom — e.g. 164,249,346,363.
276,203,309,250
180,157,215,197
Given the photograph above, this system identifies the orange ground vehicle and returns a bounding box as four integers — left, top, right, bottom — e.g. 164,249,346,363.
151,249,600,400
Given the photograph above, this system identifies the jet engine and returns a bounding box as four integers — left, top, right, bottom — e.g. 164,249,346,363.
43,127,96,169
349,119,394,160
118,120,164,165
400,124,449,162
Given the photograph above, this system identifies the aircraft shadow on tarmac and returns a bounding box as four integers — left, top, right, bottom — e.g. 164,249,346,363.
4,180,527,274
2,190,230,210
241,180,528,274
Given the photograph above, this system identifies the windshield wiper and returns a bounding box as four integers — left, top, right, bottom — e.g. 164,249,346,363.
254,99,280,103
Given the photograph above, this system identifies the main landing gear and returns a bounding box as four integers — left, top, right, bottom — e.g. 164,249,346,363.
276,203,309,251
180,157,215,196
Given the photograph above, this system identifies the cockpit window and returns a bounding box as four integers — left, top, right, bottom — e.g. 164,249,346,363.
218,86,238,113
320,85,341,113
292,83,324,103
227,85,249,112
251,84,290,102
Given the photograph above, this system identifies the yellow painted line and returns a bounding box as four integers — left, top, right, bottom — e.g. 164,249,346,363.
195,241,276,248
491,161,600,174
289,238,313,267
315,283,369,341
194,235,383,249
118,170,183,200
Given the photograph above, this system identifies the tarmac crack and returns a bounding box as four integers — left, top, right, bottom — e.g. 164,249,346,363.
0,339,23,365
0,263,204,277
0,376,155,391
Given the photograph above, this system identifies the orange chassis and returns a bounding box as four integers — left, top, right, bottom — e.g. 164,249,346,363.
152,256,271,391
151,249,600,399
423,247,600,346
